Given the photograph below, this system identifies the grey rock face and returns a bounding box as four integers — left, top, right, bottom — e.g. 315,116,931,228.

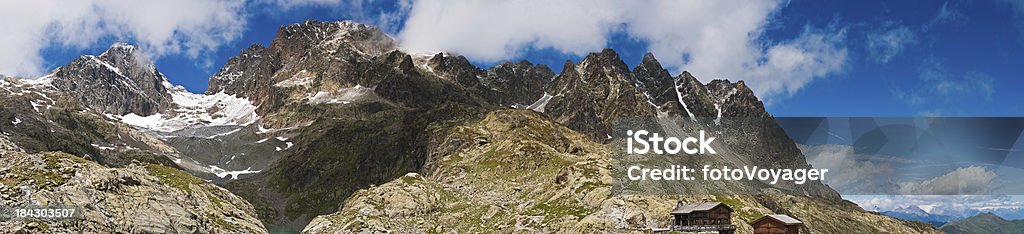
0,150,266,233
0,78,180,168
205,20,399,115
545,49,657,141
674,71,718,118
479,60,554,106
49,42,173,116
632,52,677,106
426,53,483,88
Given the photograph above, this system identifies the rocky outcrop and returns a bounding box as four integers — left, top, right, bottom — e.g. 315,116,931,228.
205,20,400,116
545,49,657,141
479,60,555,106
631,52,677,106
424,53,483,89
0,147,266,233
0,78,180,168
48,42,173,116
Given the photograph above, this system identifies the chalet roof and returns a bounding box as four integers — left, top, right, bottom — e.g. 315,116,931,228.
752,214,803,225
670,201,733,214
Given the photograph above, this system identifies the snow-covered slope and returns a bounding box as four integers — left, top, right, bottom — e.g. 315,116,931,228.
116,83,259,134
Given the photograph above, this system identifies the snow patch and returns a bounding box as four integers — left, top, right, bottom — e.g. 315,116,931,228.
10,117,20,126
24,74,54,87
205,128,242,139
117,88,259,132
711,87,737,126
674,83,697,121
713,104,722,125
90,144,115,150
306,85,375,105
88,55,124,77
120,113,166,130
274,140,294,151
274,70,316,87
208,165,261,180
526,92,553,113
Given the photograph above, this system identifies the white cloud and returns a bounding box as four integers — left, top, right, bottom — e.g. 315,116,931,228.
399,0,624,60
898,166,997,195
0,0,247,77
257,0,348,9
866,25,916,64
801,144,898,193
850,195,1024,218
397,0,848,101
801,144,1005,195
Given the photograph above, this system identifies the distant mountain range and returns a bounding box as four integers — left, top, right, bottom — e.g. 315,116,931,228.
878,204,1024,229
941,212,1024,233
882,205,959,227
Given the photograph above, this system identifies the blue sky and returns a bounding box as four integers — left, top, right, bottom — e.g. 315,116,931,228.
16,0,1024,118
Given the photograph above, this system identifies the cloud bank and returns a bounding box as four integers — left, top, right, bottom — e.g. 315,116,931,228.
0,0,249,77
0,0,390,78
397,0,848,101
801,144,898,193
852,195,1024,217
898,166,997,195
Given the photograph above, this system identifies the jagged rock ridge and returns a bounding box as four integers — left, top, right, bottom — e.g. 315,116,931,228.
48,42,173,116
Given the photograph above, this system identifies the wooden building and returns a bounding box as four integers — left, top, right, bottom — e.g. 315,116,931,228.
750,214,803,234
669,200,736,234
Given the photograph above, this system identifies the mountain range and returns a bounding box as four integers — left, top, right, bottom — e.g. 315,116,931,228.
882,205,959,227
941,212,1024,233
0,20,944,233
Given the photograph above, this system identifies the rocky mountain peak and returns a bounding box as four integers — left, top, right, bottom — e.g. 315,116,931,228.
273,20,396,60
381,50,416,73
426,53,482,87
544,48,657,140
100,41,137,57
710,79,767,118
48,42,173,116
479,60,554,106
560,59,577,74
892,205,929,215
974,212,1005,220
632,52,675,105
674,71,717,118
578,48,631,75
206,43,268,95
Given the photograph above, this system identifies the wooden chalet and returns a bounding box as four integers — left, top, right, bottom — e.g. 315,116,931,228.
750,214,803,234
668,200,736,234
